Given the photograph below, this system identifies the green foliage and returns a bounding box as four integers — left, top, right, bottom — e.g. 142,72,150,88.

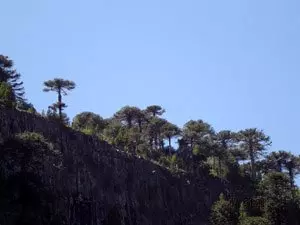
16,100,36,113
170,154,177,164
0,58,299,224
259,172,293,225
9,132,62,168
114,106,144,128
0,132,64,224
136,143,151,159
192,145,201,155
43,78,76,93
237,129,272,180
146,117,168,150
145,105,165,117
0,55,25,102
0,81,15,108
238,201,270,225
43,78,75,123
162,122,181,148
45,106,70,126
239,216,270,225
261,151,300,188
192,144,210,162
182,120,213,148
210,193,239,225
158,155,171,168
72,111,107,135
238,202,247,222
16,131,48,142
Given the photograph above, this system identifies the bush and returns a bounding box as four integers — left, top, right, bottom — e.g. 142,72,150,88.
158,155,171,168
16,100,37,113
0,132,64,224
239,216,269,225
0,82,16,108
136,143,151,159
210,193,239,225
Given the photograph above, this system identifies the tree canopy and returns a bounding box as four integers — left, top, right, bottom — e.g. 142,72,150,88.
1,53,300,225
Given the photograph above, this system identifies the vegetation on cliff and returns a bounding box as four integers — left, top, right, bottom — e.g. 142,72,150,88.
0,132,64,225
1,54,300,224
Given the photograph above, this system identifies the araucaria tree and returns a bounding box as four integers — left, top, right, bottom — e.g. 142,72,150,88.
43,78,75,122
4,55,300,225
237,128,271,180
0,55,25,103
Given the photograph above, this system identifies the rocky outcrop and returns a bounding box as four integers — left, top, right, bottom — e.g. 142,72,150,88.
0,109,226,225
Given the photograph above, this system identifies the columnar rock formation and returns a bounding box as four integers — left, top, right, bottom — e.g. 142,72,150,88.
0,109,226,225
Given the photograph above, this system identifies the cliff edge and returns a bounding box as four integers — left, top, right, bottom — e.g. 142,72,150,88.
0,109,226,225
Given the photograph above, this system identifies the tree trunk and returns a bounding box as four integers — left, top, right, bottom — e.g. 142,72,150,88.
288,168,294,189
138,120,142,133
190,138,194,152
218,156,222,176
159,134,164,150
213,157,216,172
160,141,164,150
247,141,256,180
58,89,62,121
250,151,256,180
127,118,132,128
168,136,172,155
277,161,282,172
149,138,153,150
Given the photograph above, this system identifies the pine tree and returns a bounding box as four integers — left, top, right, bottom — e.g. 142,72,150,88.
0,55,25,102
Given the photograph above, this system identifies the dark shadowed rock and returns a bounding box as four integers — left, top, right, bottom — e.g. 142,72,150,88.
0,109,227,225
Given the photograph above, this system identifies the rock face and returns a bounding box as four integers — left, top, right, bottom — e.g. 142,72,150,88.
0,109,226,225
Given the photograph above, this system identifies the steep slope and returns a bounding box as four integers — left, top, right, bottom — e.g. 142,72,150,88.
0,109,226,225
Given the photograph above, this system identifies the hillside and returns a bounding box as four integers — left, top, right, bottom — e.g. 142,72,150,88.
0,108,225,225
2,54,300,225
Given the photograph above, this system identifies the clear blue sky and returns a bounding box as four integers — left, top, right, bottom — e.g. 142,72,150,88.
1,1,300,157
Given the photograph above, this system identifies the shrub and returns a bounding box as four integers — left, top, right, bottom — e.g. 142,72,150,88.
0,82,16,108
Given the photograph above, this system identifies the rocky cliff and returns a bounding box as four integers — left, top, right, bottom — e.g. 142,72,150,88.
0,109,226,225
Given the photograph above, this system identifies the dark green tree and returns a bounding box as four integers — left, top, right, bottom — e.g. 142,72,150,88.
72,112,107,136
146,117,168,150
0,82,16,108
237,129,271,180
210,193,239,225
46,104,70,126
238,201,270,225
16,100,36,113
162,122,181,151
0,55,25,102
182,119,213,151
134,109,147,132
214,130,236,176
284,154,300,189
114,106,143,129
103,119,129,150
262,151,290,173
145,105,165,117
261,151,300,188
259,172,293,225
43,78,75,122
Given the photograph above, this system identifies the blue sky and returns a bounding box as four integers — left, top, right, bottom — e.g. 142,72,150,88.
1,1,300,159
